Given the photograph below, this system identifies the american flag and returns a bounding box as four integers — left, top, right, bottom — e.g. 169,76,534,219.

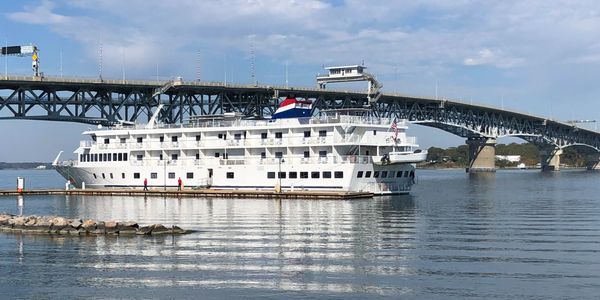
390,119,399,139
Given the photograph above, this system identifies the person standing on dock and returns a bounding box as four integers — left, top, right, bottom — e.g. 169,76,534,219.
143,178,148,191
177,177,182,191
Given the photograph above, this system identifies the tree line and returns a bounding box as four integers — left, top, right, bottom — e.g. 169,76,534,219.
425,142,587,168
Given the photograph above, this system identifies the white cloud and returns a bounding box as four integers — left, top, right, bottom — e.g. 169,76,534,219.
464,48,523,68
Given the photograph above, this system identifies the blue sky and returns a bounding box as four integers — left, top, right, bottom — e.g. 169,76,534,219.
2,0,600,161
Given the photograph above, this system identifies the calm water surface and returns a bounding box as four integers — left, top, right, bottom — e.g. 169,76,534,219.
0,169,599,299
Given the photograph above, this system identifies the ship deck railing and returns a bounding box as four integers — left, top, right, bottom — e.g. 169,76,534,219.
84,135,418,151
104,115,408,131
58,154,376,168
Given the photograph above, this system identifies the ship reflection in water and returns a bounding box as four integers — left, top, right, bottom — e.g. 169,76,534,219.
3,194,417,297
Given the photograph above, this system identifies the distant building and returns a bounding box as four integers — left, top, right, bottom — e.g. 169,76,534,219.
495,155,521,163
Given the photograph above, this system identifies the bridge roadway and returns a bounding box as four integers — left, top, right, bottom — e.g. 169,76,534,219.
1,75,600,172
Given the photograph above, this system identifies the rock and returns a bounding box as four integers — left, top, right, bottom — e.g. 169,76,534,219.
105,221,118,234
136,225,153,235
93,221,106,234
149,224,170,235
81,219,96,233
171,225,188,234
30,217,53,233
10,216,27,229
52,217,69,227
0,214,13,225
70,219,83,229
116,222,137,235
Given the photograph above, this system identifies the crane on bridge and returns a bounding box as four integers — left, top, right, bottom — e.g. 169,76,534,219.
1,44,41,77
565,119,596,125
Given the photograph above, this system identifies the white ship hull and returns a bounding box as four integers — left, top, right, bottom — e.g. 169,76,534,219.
54,110,424,195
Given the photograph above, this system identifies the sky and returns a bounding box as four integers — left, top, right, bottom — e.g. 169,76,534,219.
2,0,600,161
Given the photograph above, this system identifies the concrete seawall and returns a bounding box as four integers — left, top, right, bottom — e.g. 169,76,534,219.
0,213,191,236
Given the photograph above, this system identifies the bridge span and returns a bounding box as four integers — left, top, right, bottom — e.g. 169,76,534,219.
1,75,599,172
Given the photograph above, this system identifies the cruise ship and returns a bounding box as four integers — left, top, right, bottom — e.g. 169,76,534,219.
54,98,427,195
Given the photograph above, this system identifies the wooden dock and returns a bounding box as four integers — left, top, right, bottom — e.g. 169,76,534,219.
0,188,373,200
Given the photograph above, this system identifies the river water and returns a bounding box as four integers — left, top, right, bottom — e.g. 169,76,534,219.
0,169,599,299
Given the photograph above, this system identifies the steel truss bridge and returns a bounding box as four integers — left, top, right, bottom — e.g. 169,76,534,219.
1,75,599,169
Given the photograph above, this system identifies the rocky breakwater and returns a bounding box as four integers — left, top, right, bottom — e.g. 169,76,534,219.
0,213,191,236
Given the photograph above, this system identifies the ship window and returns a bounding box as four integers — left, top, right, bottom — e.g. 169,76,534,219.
218,133,223,139
172,136,178,142
334,171,343,178
304,151,310,158
323,171,331,178
226,172,234,179
261,132,267,139
137,155,143,161
151,173,157,179
196,135,201,141
104,153,109,161
397,171,402,177
275,132,283,139
187,172,193,179
137,137,143,143
319,151,327,157
102,173,106,179
123,154,128,161
304,131,311,138
168,172,175,179
215,152,220,158
357,171,363,178
113,153,117,161
319,130,327,137
234,133,241,140
267,172,275,179
404,171,409,177
118,153,122,161
275,152,283,158
278,172,286,179
261,152,266,159
159,154,163,160
120,138,126,144
388,171,395,178
300,172,309,179
93,174,97,179
79,154,83,162
172,154,178,160
122,173,125,179
381,171,388,178
104,138,109,144
365,171,372,178
195,153,200,160
159,136,164,142
311,171,320,178
107,154,111,162
374,171,380,178
134,173,140,179
110,173,113,179
98,154,103,162
94,154,98,161
289,172,297,179
373,130,377,135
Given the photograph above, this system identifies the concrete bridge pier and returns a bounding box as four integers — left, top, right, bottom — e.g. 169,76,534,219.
585,153,600,170
540,148,563,171
466,137,496,173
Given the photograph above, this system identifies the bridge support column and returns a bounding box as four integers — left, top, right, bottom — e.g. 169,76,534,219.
585,153,600,170
540,148,562,171
466,137,496,173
